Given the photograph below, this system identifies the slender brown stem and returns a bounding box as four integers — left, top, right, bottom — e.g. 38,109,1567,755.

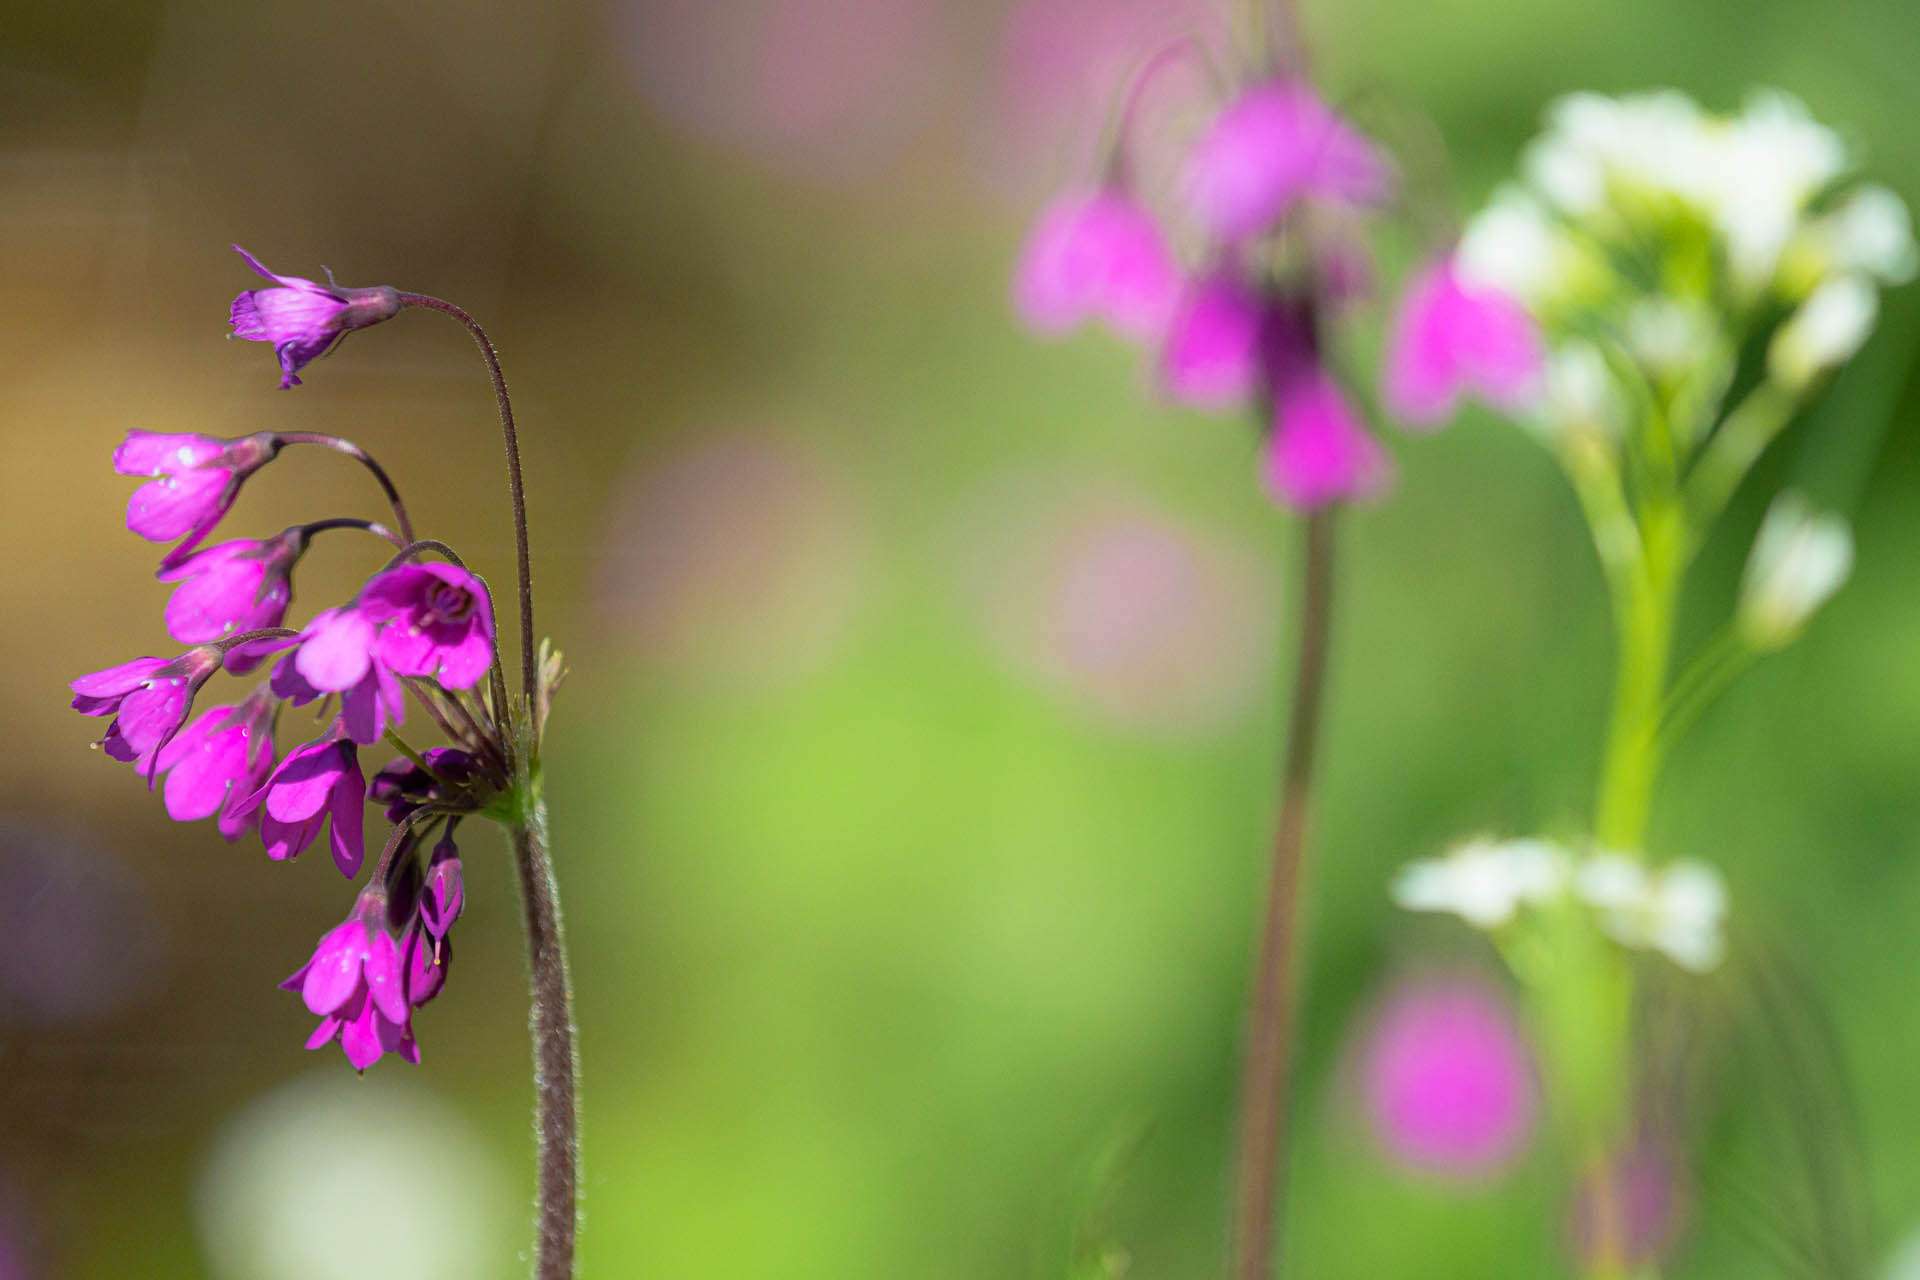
511,802,579,1279
395,292,537,708
276,432,416,545
1230,508,1337,1280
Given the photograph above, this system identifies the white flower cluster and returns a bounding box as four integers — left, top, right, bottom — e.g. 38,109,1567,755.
1457,89,1914,426
1391,838,1729,973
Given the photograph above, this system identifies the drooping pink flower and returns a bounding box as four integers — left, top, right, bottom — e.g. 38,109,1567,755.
1261,370,1392,509
358,563,496,690
419,830,464,943
1357,974,1537,1181
1159,277,1265,409
1013,189,1182,343
1181,81,1394,241
156,528,307,644
113,430,282,568
151,686,278,840
229,246,402,390
1383,255,1544,428
280,885,415,1071
70,646,224,777
230,729,366,875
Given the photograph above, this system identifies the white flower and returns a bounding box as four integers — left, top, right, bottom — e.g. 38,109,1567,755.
1457,187,1579,306
1769,274,1879,388
1705,90,1848,291
1738,492,1854,648
1534,90,1714,212
1793,184,1919,287
1392,837,1571,930
1574,854,1729,972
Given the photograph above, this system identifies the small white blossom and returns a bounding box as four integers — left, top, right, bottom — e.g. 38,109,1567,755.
1457,187,1577,306
1794,184,1919,287
1574,854,1729,972
1706,90,1849,291
1392,837,1571,930
1769,274,1879,388
1738,492,1854,648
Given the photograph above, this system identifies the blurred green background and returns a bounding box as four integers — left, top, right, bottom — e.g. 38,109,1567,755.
3,0,1919,1276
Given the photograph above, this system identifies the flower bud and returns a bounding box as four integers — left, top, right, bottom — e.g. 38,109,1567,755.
1768,275,1878,388
1738,493,1853,649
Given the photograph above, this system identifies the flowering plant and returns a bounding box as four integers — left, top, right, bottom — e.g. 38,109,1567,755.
70,247,580,1278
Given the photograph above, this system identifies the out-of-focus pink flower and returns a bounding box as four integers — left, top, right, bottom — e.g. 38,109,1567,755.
1358,974,1537,1180
1383,255,1544,427
1571,1136,1687,1271
1014,190,1183,343
1159,278,1266,409
1261,371,1391,509
1182,81,1394,240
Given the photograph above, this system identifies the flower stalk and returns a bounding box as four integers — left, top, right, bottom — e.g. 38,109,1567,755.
511,798,579,1280
1231,508,1336,1280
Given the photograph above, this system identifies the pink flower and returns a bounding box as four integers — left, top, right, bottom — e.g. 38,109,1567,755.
113,430,282,569
229,246,402,390
70,646,224,777
151,687,278,840
358,563,496,690
1261,371,1391,509
1358,975,1537,1181
157,529,305,644
1159,278,1265,409
419,831,464,943
280,886,415,1071
1383,255,1544,428
230,729,366,875
1013,189,1182,342
1181,82,1393,240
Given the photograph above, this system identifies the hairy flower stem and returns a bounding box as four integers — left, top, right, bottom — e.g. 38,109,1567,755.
1231,509,1336,1280
397,293,537,707
276,432,416,545
511,802,579,1280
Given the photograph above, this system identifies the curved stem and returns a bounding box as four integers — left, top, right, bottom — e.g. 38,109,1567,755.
511,801,579,1279
396,292,536,708
1231,509,1336,1280
379,538,468,573
300,516,403,551
276,432,416,545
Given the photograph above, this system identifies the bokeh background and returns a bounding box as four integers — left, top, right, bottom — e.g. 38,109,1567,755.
4,0,1919,1276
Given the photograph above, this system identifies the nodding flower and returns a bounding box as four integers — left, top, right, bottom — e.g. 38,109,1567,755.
228,245,402,389
113,430,282,569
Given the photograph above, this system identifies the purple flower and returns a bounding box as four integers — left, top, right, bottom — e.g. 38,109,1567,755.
151,686,278,840
70,646,224,777
231,730,366,875
1383,255,1544,428
229,245,402,390
1160,278,1265,410
1261,371,1391,509
114,430,282,568
419,831,464,942
272,635,405,747
368,749,479,823
1181,82,1394,241
1012,189,1182,343
156,527,307,644
359,563,496,690
280,885,416,1071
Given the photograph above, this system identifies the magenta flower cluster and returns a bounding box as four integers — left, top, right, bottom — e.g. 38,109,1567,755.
1013,68,1543,507
70,247,489,1071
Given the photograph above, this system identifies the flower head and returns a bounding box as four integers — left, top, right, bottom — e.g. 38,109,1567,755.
229,246,402,389
1384,255,1544,427
151,686,278,840
1181,81,1393,240
113,430,282,568
1738,492,1854,649
230,728,366,875
1261,371,1391,509
71,646,224,778
1013,189,1182,343
1392,837,1571,930
157,527,307,644
280,884,415,1071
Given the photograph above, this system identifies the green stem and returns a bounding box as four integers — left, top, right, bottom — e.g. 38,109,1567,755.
1685,381,1799,531
511,799,579,1279
1594,496,1685,851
